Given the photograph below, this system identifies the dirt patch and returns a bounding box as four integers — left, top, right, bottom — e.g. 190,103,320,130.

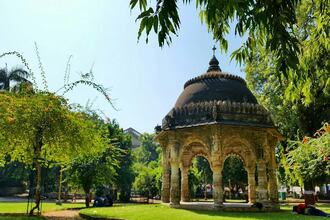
43,210,82,220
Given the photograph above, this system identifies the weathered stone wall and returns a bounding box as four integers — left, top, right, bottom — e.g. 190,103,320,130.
157,124,280,208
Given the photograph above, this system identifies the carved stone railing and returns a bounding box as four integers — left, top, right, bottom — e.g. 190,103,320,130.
162,100,273,129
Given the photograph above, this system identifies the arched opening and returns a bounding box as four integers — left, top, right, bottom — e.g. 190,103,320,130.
222,155,248,203
187,156,213,202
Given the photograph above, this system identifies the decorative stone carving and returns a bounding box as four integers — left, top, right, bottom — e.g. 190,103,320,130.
162,100,273,130
156,54,281,210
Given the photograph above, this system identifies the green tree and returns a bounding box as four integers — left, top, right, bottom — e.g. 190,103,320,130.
0,92,108,214
0,162,28,189
283,123,330,204
135,133,160,164
129,0,323,76
245,0,330,204
0,47,116,213
246,0,329,136
132,161,161,201
69,146,119,207
222,156,247,199
108,120,135,202
188,156,212,199
132,133,162,201
0,66,29,91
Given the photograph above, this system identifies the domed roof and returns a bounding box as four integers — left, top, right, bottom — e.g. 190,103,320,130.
175,70,258,108
161,55,274,130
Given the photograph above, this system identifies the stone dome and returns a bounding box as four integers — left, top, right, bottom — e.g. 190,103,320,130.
161,55,274,130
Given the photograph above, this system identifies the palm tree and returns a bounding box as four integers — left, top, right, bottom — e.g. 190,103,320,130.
0,66,30,91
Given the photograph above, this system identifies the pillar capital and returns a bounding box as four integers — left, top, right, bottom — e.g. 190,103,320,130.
212,164,222,173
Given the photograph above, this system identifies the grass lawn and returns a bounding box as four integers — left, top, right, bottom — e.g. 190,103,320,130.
80,203,330,220
0,202,85,214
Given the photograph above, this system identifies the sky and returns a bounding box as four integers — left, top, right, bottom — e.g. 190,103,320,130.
1,0,245,133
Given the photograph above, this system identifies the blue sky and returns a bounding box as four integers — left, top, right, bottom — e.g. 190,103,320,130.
1,0,245,133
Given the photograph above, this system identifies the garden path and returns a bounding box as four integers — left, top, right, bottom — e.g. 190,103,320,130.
43,210,81,220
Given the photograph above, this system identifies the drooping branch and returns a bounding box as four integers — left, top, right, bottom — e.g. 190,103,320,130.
58,80,117,110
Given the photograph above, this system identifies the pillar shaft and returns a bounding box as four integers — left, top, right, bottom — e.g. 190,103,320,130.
247,168,256,203
170,164,180,205
213,166,223,208
181,168,189,202
268,168,278,203
256,161,268,202
161,157,170,203
169,142,180,206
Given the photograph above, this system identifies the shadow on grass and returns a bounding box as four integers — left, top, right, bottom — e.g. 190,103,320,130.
187,208,325,220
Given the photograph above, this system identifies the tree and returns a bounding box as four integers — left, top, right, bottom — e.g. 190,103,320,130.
69,145,119,207
0,47,116,213
132,133,162,201
245,0,330,144
0,92,108,214
108,120,135,202
132,161,161,202
0,66,29,91
283,123,330,204
0,161,28,189
222,156,247,199
245,0,330,204
130,0,322,76
135,133,160,164
188,156,212,199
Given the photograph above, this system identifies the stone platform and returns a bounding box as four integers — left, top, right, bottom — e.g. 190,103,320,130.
167,202,280,212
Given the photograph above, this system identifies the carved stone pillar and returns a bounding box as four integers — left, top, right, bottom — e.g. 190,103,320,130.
256,161,268,202
247,167,256,203
161,148,170,203
170,163,180,206
181,167,189,202
213,166,223,208
268,168,279,203
170,142,180,206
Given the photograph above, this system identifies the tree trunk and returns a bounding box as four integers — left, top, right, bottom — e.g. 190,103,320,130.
4,79,10,91
304,181,315,205
29,160,42,215
56,166,63,205
29,127,43,216
85,190,91,207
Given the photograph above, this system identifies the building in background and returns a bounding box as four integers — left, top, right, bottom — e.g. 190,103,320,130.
124,127,141,149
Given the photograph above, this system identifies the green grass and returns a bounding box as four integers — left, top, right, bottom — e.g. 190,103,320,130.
0,202,84,214
80,204,330,220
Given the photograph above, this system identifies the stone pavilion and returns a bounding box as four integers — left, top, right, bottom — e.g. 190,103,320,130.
155,51,282,210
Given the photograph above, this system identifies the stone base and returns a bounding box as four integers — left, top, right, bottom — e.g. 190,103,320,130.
169,203,181,208
164,202,280,212
213,203,223,210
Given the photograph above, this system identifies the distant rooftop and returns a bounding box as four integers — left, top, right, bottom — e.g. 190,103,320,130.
124,127,141,137
124,127,142,148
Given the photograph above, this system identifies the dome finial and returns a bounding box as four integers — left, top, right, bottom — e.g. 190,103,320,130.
207,45,222,72
212,45,216,56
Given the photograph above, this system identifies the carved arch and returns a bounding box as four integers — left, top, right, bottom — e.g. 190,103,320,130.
220,137,257,169
222,152,247,168
180,141,212,170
